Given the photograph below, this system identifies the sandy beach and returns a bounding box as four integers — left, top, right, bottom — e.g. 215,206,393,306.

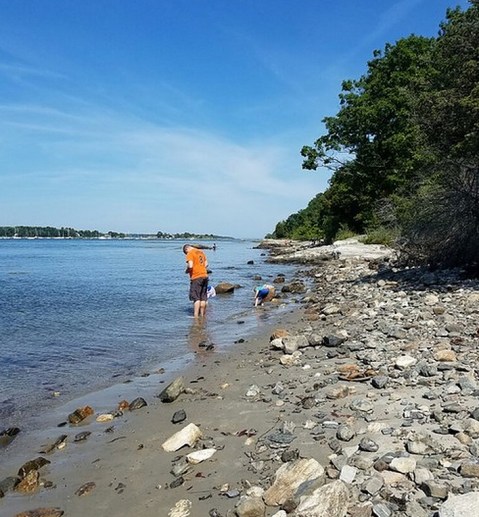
2,305,305,517
2,239,479,517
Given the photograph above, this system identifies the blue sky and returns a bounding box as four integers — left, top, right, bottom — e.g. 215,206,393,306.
0,0,470,238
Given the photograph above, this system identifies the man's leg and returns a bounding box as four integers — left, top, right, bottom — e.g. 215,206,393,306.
193,300,201,318
199,300,207,317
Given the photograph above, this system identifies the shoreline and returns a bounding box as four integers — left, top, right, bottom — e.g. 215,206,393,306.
1,305,306,517
3,240,479,517
0,238,298,430
1,244,307,515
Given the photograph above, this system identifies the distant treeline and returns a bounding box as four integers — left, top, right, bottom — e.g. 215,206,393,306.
0,226,125,238
156,231,231,240
0,226,232,240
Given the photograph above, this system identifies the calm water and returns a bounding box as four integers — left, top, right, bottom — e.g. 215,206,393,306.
0,239,296,426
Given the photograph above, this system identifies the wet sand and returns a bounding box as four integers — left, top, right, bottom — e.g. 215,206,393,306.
1,297,306,517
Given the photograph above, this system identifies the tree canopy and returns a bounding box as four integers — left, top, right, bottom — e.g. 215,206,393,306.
271,1,479,269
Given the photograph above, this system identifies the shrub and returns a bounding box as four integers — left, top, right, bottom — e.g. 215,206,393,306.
334,225,356,241
362,226,400,246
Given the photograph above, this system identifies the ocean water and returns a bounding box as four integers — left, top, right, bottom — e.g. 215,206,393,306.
0,239,297,427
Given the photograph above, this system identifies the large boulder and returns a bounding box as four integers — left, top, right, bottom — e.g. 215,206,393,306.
439,492,479,517
295,480,349,517
215,282,235,294
263,459,325,506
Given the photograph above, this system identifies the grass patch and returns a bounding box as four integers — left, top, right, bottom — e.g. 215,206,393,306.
362,227,399,246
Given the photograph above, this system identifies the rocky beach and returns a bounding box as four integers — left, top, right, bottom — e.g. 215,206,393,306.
2,238,479,517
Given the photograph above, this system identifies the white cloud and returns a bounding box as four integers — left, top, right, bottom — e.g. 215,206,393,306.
0,101,325,237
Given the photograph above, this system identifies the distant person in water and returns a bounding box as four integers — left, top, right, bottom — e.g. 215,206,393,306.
183,244,209,318
254,284,275,307
212,243,216,251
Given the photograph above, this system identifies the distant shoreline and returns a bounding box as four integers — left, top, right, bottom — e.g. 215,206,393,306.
0,225,235,240
0,236,238,241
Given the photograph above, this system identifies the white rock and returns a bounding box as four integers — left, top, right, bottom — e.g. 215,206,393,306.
389,456,417,474
168,499,192,517
295,480,349,517
270,338,284,350
467,293,479,304
246,486,265,497
186,448,216,464
322,304,341,315
246,385,261,397
381,471,408,485
263,458,325,506
283,335,309,354
424,294,440,305
303,420,316,430
395,355,417,369
439,492,479,517
162,423,203,452
339,465,357,484
279,351,302,366
96,413,114,422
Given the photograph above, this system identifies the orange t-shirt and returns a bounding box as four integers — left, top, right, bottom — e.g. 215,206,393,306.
186,248,208,280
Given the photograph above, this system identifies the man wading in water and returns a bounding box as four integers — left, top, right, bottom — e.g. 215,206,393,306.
183,244,209,318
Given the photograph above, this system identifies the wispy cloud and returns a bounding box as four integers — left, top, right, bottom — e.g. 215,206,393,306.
0,98,324,236
0,61,66,80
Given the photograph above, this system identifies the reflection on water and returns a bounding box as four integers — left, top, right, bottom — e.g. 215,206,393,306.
188,320,215,358
0,239,298,426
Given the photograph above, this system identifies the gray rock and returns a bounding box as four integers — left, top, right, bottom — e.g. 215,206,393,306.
460,462,479,478
272,382,284,395
371,376,388,389
74,431,91,442
363,476,383,495
235,495,265,517
308,333,323,346
170,460,190,477
159,377,185,403
0,476,19,493
267,431,296,445
405,501,428,517
350,399,374,413
372,503,392,517
171,409,187,424
323,335,346,347
215,282,235,294
422,480,449,500
337,425,355,442
281,449,299,463
129,397,147,410
359,437,379,452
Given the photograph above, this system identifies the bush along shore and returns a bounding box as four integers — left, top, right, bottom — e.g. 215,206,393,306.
2,239,479,517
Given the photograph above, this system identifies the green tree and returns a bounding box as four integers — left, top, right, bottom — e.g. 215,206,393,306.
300,35,435,238
402,2,479,268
